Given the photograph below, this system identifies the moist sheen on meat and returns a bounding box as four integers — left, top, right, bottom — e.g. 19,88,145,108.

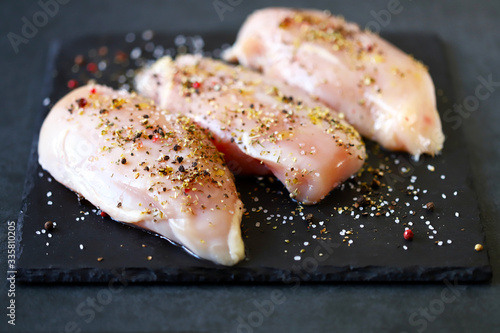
38,85,245,266
136,55,366,205
223,7,445,157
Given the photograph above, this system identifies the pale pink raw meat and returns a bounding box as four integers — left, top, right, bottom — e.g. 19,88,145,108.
223,8,445,157
38,84,244,266
136,55,366,204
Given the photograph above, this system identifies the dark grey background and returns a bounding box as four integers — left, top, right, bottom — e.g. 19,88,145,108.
1,0,499,332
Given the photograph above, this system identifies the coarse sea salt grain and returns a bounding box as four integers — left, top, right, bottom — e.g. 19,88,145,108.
153,45,164,58
403,245,408,250
130,47,142,59
142,29,153,41
98,61,107,71
442,193,447,199
125,32,136,43
294,256,301,261
80,244,84,250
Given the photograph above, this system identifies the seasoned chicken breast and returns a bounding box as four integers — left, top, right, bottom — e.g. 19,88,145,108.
38,85,244,266
136,55,365,204
223,8,445,157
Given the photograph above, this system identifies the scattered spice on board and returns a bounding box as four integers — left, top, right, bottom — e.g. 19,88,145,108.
44,221,54,231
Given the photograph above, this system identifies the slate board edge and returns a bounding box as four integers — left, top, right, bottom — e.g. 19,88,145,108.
434,35,493,281
15,264,492,284
14,39,62,276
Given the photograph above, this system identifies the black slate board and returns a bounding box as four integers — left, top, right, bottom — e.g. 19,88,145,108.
15,32,492,283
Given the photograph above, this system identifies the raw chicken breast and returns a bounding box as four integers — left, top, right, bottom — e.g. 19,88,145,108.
223,8,445,157
38,85,244,266
136,55,365,204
